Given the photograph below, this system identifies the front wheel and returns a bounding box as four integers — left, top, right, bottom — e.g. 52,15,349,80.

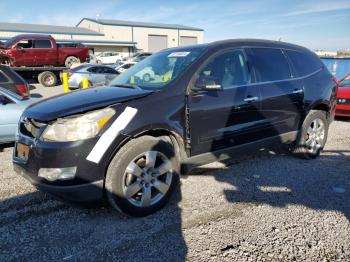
291,110,329,159
105,136,179,217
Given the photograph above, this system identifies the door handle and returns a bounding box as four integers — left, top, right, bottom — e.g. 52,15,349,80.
292,89,304,94
244,96,259,102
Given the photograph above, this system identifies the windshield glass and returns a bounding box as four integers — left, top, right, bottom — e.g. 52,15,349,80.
4,37,18,47
110,47,205,90
340,75,350,87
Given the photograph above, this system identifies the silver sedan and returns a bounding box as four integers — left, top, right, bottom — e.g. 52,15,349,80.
0,88,37,144
68,64,119,89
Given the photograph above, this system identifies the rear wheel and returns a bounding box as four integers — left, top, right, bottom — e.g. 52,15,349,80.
38,71,57,87
65,56,80,68
105,136,179,217
292,110,329,159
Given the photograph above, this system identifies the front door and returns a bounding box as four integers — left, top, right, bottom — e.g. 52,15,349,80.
188,49,264,156
12,39,35,66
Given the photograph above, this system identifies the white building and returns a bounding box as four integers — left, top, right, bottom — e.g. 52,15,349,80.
0,18,204,56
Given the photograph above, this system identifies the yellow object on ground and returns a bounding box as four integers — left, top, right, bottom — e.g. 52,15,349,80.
82,78,89,89
162,75,170,82
62,72,70,93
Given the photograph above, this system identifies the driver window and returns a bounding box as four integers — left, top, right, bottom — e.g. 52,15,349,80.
16,40,33,49
198,49,251,88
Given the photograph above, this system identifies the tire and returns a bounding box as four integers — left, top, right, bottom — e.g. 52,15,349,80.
38,71,57,87
105,135,180,217
64,56,80,68
291,110,329,159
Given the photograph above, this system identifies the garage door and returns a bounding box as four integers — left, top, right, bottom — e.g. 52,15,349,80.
148,35,168,53
180,36,198,46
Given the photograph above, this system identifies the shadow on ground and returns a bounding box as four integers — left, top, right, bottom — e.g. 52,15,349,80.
0,140,349,261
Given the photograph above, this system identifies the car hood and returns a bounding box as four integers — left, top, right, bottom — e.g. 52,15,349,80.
337,86,350,98
23,86,152,121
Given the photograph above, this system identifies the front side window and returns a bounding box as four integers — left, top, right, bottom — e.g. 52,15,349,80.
34,40,52,49
251,48,292,82
110,47,205,90
197,49,251,88
16,40,33,49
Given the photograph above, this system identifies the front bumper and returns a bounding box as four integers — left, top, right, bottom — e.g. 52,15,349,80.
12,134,115,204
14,163,104,203
335,104,350,117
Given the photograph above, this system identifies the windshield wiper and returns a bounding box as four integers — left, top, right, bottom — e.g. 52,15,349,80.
110,84,142,90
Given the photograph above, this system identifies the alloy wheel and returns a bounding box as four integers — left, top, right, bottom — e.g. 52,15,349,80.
305,118,325,154
122,151,173,207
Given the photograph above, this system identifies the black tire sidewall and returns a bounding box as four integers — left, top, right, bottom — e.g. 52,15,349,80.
106,136,179,217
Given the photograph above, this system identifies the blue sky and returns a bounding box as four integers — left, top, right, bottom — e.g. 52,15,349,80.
0,0,349,51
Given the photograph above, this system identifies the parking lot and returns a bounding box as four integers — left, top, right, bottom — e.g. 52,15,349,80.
1,84,350,261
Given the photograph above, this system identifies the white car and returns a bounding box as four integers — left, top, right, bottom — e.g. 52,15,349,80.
96,52,123,64
114,62,136,74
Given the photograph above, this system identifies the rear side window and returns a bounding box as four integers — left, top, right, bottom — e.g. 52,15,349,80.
0,71,8,83
87,67,98,73
34,40,52,49
286,50,323,77
104,67,117,74
251,48,291,82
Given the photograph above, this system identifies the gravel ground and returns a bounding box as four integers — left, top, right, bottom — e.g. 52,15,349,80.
0,85,350,261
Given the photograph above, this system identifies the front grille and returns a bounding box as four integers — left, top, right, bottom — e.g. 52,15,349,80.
336,109,350,116
19,118,47,138
337,98,350,105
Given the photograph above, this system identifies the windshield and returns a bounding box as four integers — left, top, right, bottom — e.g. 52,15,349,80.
110,47,205,90
340,75,350,87
4,37,18,47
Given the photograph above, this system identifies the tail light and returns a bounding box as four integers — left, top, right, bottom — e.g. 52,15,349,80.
15,83,29,98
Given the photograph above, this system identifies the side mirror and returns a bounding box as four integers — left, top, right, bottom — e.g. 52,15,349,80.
15,45,24,51
193,76,223,91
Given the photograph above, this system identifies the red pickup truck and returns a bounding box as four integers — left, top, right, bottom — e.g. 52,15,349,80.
0,34,89,68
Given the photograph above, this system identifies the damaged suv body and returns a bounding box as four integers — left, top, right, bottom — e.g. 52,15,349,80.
13,39,337,216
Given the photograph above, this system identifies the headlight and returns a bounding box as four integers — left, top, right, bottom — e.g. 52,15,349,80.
41,108,115,142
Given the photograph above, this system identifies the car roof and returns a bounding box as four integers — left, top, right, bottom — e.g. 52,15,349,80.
162,39,310,53
11,34,53,40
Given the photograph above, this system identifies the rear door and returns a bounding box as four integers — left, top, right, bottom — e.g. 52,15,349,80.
87,67,106,86
102,67,118,85
248,47,304,137
188,48,264,155
33,39,56,65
